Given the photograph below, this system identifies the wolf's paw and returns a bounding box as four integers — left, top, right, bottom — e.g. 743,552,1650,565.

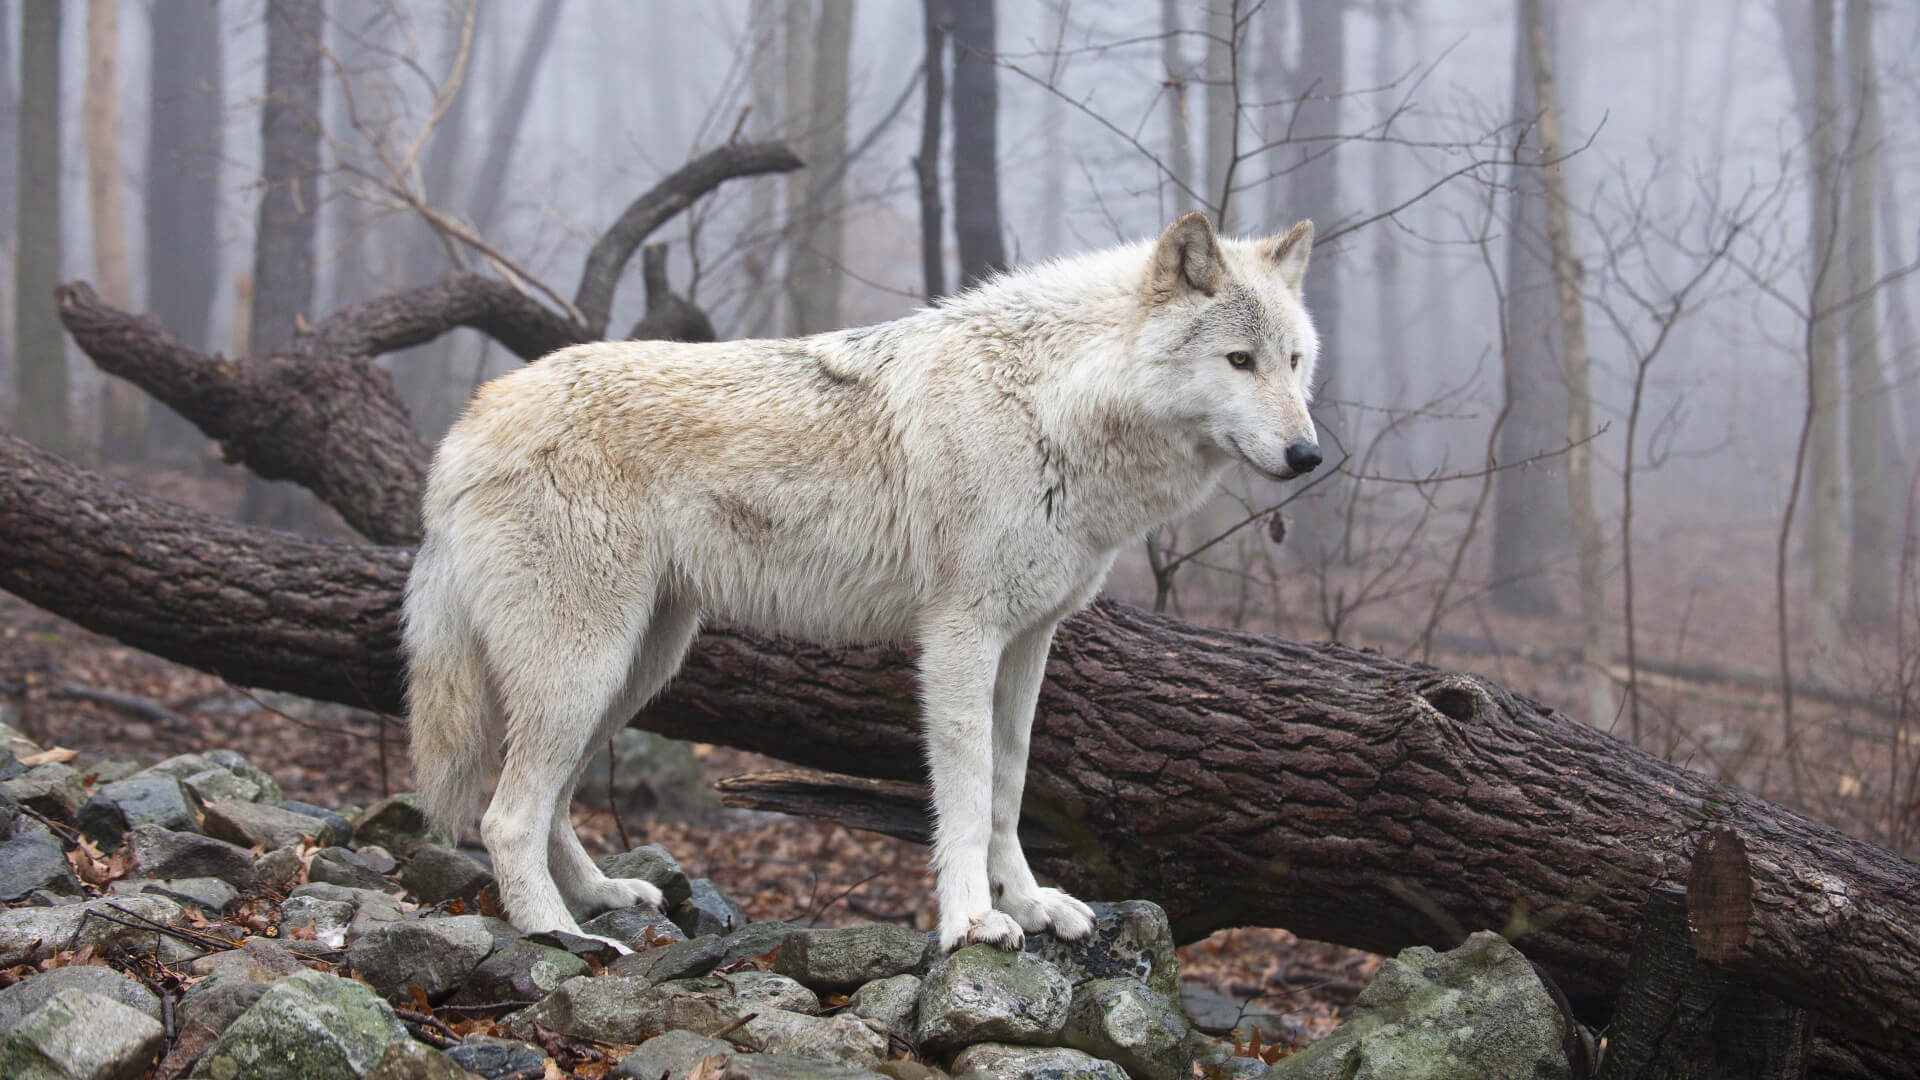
940,909,1025,952
576,875,665,915
998,886,1096,940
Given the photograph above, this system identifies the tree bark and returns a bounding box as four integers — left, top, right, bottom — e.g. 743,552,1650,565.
14,0,68,454
949,0,1005,288
1159,0,1193,209
915,0,948,302
788,0,853,333
86,0,144,462
1,429,1914,1078
1202,0,1236,227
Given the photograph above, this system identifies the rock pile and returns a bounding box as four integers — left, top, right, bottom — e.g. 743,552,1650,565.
0,717,1572,1080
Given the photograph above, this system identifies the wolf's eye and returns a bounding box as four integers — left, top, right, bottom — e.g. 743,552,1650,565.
1290,352,1301,371
1227,351,1255,371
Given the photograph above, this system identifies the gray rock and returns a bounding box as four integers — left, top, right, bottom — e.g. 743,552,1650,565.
774,925,933,992
0,827,82,901
0,966,160,1033
127,824,255,887
1264,931,1568,1080
188,936,308,987
713,1054,889,1080
847,974,920,1037
508,975,665,1043
1180,985,1300,1045
449,939,589,1006
347,916,496,1003
137,877,240,914
289,882,407,942
948,1044,1129,1080
0,749,23,784
364,1037,471,1079
204,799,339,850
737,1009,888,1067
352,794,451,857
351,845,400,874
205,750,284,803
135,753,214,781
182,768,262,806
595,844,693,909
583,729,721,826
83,760,147,785
0,895,186,967
177,983,270,1048
672,877,748,938
1061,977,1191,1080
916,945,1073,1051
0,785,17,839
613,1029,733,1079
399,844,493,905
4,763,87,821
0,987,166,1080
191,969,410,1080
76,774,199,848
278,801,354,845
652,971,819,1017
613,921,796,983
281,894,357,950
1026,900,1179,1001
444,1035,548,1079
309,847,399,892
581,905,687,950
0,716,38,758
253,845,305,891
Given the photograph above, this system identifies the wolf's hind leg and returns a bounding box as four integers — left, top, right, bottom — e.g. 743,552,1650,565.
549,597,700,917
987,623,1096,941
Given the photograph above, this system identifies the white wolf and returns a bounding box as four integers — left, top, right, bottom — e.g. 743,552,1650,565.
404,211,1321,951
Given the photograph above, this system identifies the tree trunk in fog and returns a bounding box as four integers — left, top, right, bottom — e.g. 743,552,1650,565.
1369,0,1403,431
780,0,815,334
1841,0,1896,627
1881,171,1920,452
242,0,327,531
466,0,563,241
915,0,948,301
745,0,784,331
13,0,67,454
1202,0,1235,227
1521,0,1612,729
0,0,14,399
145,0,224,467
790,0,853,332
86,0,144,462
950,0,1005,289
1160,0,1194,210
1490,3,1568,618
1778,0,1846,650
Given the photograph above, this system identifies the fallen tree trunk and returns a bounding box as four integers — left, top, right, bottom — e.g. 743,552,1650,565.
0,431,1913,1079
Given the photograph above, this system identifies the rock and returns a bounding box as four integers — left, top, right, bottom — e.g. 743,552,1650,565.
1061,977,1191,1080
774,925,932,992
281,894,357,950
347,916,496,1003
131,877,239,914
0,966,160,1032
204,750,284,803
581,905,687,950
583,729,721,826
352,846,400,874
713,1054,889,1080
444,1035,548,1079
127,824,255,888
508,975,663,1043
948,1043,1129,1080
1180,985,1300,1045
0,826,82,901
654,970,819,1016
398,844,493,905
847,974,920,1037
612,1029,733,1079
182,768,263,807
193,969,410,1080
352,794,451,857
365,1038,470,1080
254,845,305,891
76,774,199,848
0,749,23,784
738,1009,888,1067
4,763,87,821
613,921,796,983
672,878,748,938
0,987,166,1080
203,799,339,850
1026,900,1179,1001
0,785,17,838
0,895,185,967
278,801,354,845
188,936,307,987
1264,931,1568,1080
595,844,693,909
449,939,588,1006
916,945,1073,1051
289,882,407,942
872,1064,946,1080
309,847,399,892
135,753,214,781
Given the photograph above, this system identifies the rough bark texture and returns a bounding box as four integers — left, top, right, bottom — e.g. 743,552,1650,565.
14,0,67,454
87,0,146,462
787,0,852,334
916,0,948,302
1,431,1913,1078
949,0,1006,287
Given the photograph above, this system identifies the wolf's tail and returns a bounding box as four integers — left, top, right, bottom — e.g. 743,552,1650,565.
403,538,497,838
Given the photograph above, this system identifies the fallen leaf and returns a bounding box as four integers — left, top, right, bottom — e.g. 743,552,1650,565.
18,747,78,766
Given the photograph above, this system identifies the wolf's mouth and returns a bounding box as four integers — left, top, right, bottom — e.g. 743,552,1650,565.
1231,437,1300,482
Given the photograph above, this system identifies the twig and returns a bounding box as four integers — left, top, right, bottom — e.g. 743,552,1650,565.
51,684,194,732
711,1010,760,1046
394,1007,463,1047
606,734,631,852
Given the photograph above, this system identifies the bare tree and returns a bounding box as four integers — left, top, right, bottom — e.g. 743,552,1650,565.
86,0,143,462
950,0,1006,287
1160,0,1194,208
13,0,65,454
916,0,949,300
790,0,853,332
1202,0,1237,227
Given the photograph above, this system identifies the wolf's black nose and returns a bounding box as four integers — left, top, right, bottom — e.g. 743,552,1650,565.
1285,440,1322,474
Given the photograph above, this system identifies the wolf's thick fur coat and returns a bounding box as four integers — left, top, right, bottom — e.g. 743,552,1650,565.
405,212,1321,950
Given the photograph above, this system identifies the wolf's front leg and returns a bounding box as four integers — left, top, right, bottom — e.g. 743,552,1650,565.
987,624,1096,940
921,623,1026,951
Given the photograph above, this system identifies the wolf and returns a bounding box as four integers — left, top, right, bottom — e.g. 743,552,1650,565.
404,211,1322,951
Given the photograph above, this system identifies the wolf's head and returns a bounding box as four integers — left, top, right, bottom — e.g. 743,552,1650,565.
1137,211,1321,481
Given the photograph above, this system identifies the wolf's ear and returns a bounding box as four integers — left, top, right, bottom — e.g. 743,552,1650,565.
1149,212,1225,300
1263,220,1314,294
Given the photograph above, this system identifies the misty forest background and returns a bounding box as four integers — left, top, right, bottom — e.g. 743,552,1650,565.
1,0,1918,861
